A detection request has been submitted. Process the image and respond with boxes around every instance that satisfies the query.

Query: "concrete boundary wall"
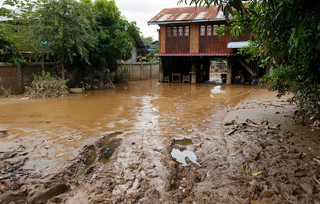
[0,62,160,94]
[119,62,159,81]
[0,62,54,94]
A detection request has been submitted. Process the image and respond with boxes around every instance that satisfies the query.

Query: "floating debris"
[314,158,320,164]
[171,149,200,166]
[252,170,265,176]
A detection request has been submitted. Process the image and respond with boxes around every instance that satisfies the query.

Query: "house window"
[167,27,171,37]
[185,26,189,36]
[213,25,218,35]
[173,27,177,37]
[200,25,205,36]
[178,26,183,37]
[207,25,212,36]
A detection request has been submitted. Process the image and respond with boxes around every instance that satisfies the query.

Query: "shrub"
[25,71,69,98]
[0,86,13,98]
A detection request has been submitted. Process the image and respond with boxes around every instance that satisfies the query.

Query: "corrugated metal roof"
[155,53,236,57]
[148,6,230,25]
[135,35,149,55]
[227,41,249,48]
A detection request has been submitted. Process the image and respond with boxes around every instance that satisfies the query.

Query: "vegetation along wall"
[0,62,160,94]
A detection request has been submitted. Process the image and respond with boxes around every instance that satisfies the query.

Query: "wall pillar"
[159,57,164,82]
[150,63,152,79]
[16,63,23,93]
[227,58,232,85]
[190,61,196,84]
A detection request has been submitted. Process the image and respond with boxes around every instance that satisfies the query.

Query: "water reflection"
[210,85,225,97]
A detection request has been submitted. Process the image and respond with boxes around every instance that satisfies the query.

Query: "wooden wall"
[160,21,249,54]
[190,23,200,53]
[159,25,166,53]
[165,24,190,53]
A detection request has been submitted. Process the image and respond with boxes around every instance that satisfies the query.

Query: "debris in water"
[171,149,200,166]
[223,120,235,126]
[314,158,320,164]
[252,170,265,176]
[226,127,238,136]
[313,176,320,185]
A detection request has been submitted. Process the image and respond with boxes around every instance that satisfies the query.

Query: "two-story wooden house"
[148,6,256,84]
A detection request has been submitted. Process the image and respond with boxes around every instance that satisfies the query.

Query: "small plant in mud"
[25,71,69,98]
[0,86,14,98]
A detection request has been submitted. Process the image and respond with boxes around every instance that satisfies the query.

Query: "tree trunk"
[61,44,65,80]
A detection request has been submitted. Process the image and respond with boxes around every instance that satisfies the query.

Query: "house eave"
[155,53,236,57]
[148,18,233,26]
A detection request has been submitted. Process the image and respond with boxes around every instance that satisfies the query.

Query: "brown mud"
[0,80,319,203]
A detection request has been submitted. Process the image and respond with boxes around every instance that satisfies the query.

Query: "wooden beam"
[227,58,232,84]
[159,25,166,53]
[237,58,253,75]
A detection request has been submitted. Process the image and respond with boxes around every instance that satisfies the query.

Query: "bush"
[25,71,69,98]
[0,86,13,98]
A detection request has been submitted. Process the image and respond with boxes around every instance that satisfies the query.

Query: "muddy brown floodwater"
[0,79,319,204]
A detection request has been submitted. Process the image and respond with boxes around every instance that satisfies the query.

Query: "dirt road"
[0,81,319,203]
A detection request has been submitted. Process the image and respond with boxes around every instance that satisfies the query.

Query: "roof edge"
[148,17,233,26]
[155,53,236,57]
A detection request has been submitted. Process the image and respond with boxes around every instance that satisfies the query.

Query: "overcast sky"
[115,0,190,40]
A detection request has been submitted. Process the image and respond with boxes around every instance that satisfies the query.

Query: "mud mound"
[161,121,320,203]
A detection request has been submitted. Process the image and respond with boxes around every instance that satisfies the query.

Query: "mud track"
[1,88,320,204]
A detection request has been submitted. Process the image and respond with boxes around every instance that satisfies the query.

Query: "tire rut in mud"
[0,131,124,203]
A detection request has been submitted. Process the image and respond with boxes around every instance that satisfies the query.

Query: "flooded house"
[148,6,261,84]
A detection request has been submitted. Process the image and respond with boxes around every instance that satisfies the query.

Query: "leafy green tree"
[0,29,22,62]
[179,0,320,117]
[29,0,97,79]
[1,0,37,61]
[3,0,139,88]
[81,0,140,88]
